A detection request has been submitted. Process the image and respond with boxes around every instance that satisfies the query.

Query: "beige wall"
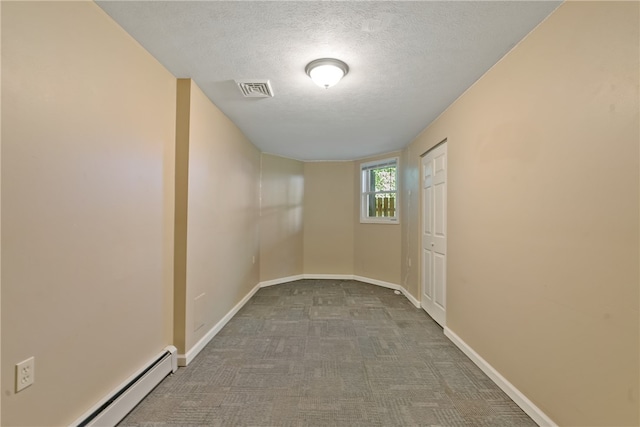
[303,162,354,274]
[173,79,191,353]
[402,2,639,425]
[1,2,176,425]
[3,1,636,425]
[353,153,402,284]
[267,153,403,285]
[1,2,4,422]
[399,149,420,293]
[179,80,261,353]
[260,154,304,282]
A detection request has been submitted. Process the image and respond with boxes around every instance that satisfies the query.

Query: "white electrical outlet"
[16,357,35,392]
[252,256,256,264]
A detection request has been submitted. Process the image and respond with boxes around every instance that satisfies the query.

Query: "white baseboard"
[177,283,261,367]
[352,275,398,290]
[303,274,353,281]
[353,275,421,309]
[72,346,177,427]
[444,327,556,427]
[259,274,421,309]
[259,274,304,287]
[399,287,421,308]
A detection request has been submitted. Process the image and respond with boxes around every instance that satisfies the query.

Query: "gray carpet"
[119,279,536,426]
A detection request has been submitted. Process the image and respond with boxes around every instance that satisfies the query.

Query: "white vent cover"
[235,80,274,98]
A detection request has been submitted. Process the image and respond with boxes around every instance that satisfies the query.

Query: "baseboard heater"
[73,345,178,427]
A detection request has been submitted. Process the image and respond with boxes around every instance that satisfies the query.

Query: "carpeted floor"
[119,279,536,426]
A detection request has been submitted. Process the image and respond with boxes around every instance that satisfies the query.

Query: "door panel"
[423,164,432,237]
[422,248,432,299]
[434,253,446,309]
[434,183,445,239]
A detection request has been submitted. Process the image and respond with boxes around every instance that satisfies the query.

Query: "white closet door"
[421,142,447,327]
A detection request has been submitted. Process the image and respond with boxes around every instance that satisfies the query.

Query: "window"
[360,157,398,223]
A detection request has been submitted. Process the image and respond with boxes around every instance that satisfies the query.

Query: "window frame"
[359,157,399,224]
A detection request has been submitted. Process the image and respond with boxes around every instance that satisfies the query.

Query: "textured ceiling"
[97,1,561,161]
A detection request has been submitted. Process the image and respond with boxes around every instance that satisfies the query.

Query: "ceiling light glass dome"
[305,58,349,89]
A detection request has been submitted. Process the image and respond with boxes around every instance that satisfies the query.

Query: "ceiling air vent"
[235,80,274,98]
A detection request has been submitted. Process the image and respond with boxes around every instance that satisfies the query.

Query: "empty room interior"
[1,1,639,426]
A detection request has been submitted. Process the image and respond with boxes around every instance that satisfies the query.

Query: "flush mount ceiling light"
[305,58,349,89]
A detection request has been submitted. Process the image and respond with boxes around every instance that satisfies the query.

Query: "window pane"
[368,170,376,192]
[372,167,396,192]
[368,193,376,217]
[367,192,396,218]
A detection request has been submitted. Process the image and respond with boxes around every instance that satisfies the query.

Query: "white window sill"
[360,218,400,225]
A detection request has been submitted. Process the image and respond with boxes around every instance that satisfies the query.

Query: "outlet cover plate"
[16,357,35,392]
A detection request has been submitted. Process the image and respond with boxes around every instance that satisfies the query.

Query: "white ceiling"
[97,1,561,161]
